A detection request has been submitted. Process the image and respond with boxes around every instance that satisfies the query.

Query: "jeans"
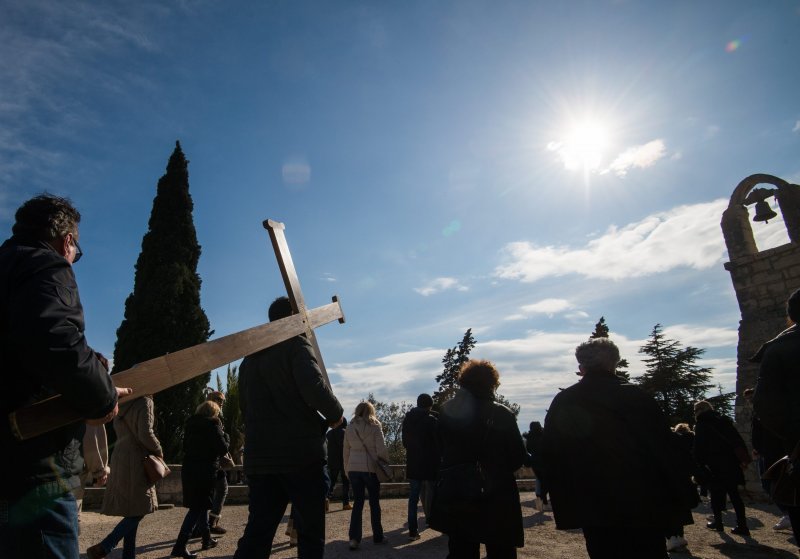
[0,489,79,559]
[348,471,383,543]
[99,515,143,559]
[211,470,228,517]
[233,463,327,559]
[327,466,350,504]
[407,479,432,533]
[178,508,209,539]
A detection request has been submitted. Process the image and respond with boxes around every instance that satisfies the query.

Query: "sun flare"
[550,117,614,173]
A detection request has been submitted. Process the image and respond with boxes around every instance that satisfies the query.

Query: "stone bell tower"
[721,174,800,434]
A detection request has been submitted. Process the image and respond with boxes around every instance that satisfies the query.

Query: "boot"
[170,532,198,559]
[201,532,219,550]
[209,513,227,535]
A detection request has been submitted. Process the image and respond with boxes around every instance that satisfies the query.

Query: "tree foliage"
[112,142,212,461]
[634,324,714,425]
[433,329,476,407]
[706,384,736,420]
[589,316,630,381]
[221,364,245,464]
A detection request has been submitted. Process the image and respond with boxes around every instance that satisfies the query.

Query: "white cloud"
[414,277,468,296]
[793,121,800,133]
[602,139,667,177]
[660,324,739,348]
[494,199,728,283]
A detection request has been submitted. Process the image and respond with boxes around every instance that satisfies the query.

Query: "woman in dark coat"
[524,421,548,507]
[693,400,750,536]
[434,359,527,559]
[170,400,229,558]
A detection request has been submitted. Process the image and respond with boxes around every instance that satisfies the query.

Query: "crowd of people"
[2,193,799,559]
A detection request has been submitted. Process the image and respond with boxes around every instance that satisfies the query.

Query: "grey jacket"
[239,335,342,474]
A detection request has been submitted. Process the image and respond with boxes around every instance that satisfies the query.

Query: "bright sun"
[552,117,613,173]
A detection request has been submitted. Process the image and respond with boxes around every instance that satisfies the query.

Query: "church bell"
[752,200,778,223]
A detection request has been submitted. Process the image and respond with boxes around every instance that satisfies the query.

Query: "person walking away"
[664,423,701,552]
[542,338,694,559]
[524,421,549,510]
[74,424,111,519]
[206,390,231,535]
[344,401,390,549]
[170,400,229,558]
[692,399,751,536]
[0,194,126,559]
[402,393,439,540]
[233,296,344,559]
[326,417,351,510]
[752,288,800,547]
[87,395,161,559]
[434,359,527,559]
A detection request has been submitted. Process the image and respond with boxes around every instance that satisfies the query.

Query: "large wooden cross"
[9,219,344,441]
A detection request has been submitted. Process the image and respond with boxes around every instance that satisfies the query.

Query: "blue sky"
[3,1,799,428]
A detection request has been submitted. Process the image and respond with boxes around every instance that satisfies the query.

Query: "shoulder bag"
[121,413,171,486]
[352,425,392,482]
[763,440,800,507]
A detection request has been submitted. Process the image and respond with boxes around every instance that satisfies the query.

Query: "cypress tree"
[113,141,212,460]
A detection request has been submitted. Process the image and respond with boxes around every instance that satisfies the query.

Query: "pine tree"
[112,141,211,461]
[367,393,412,464]
[706,384,736,420]
[635,324,714,425]
[433,329,476,407]
[589,317,630,381]
[222,364,244,464]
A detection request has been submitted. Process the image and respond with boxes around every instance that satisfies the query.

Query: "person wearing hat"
[752,287,800,546]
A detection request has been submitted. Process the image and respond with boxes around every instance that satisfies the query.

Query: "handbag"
[352,425,392,482]
[763,441,800,507]
[143,454,171,485]
[219,452,236,470]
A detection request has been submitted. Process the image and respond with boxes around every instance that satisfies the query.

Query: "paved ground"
[79,493,800,558]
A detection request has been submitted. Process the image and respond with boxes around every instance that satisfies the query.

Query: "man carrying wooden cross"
[233,296,344,559]
[0,194,130,559]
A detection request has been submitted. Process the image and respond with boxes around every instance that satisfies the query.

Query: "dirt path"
[78,494,799,558]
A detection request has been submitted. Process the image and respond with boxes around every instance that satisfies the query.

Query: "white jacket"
[343,417,390,474]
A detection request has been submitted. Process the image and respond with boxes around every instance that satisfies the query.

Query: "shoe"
[349,539,359,550]
[706,521,723,531]
[343,503,353,510]
[774,515,792,530]
[374,537,389,545]
[408,531,421,541]
[665,536,681,551]
[731,525,750,536]
[209,513,227,535]
[201,537,218,550]
[86,544,106,559]
[170,544,198,559]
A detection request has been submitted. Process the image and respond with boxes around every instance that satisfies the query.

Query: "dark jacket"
[181,414,228,509]
[542,373,694,530]
[752,324,800,454]
[326,421,346,471]
[402,406,440,480]
[239,335,343,474]
[0,235,117,499]
[436,389,526,547]
[693,410,747,486]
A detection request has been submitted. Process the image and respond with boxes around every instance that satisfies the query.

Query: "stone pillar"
[721,175,800,491]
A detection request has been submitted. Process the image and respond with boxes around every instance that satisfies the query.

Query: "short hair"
[574,338,620,375]
[457,359,500,399]
[13,194,81,242]
[693,400,714,415]
[353,401,379,425]
[196,400,221,418]
[417,393,433,408]
[207,391,225,405]
[788,288,800,323]
[268,296,293,322]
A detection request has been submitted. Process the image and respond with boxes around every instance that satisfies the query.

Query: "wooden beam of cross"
[9,219,344,441]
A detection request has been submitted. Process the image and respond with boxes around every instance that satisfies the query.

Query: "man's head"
[788,288,800,324]
[207,390,225,407]
[574,338,620,376]
[268,296,293,322]
[416,393,433,409]
[13,194,82,264]
[693,400,714,417]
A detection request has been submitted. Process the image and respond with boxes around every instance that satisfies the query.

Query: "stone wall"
[82,465,537,510]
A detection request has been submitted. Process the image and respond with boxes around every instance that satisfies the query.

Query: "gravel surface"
[79,493,799,558]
